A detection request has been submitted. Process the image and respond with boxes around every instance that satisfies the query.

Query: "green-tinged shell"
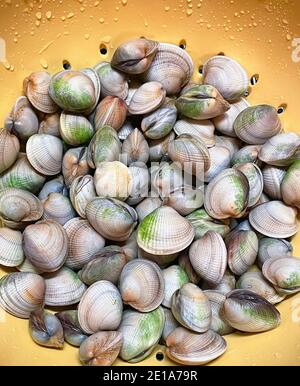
[186,208,231,239]
[118,307,165,363]
[262,165,286,200]
[38,175,68,200]
[233,162,263,207]
[0,127,20,174]
[80,67,101,114]
[176,84,230,120]
[204,168,249,220]
[141,102,177,139]
[127,81,166,115]
[41,192,76,226]
[162,308,180,343]
[79,331,123,366]
[94,96,127,131]
[62,147,90,187]
[137,206,194,255]
[174,119,215,148]
[0,272,45,318]
[0,154,45,194]
[222,289,281,332]
[202,269,236,295]
[70,175,97,218]
[166,327,227,365]
[189,231,227,285]
[178,251,200,284]
[87,125,121,168]
[94,61,128,99]
[171,283,212,333]
[0,227,24,267]
[149,131,175,162]
[231,145,262,166]
[86,197,137,241]
[249,200,298,238]
[49,70,96,113]
[234,105,282,144]
[136,198,162,223]
[204,290,235,335]
[281,160,300,208]
[121,128,149,165]
[29,309,64,349]
[162,265,189,308]
[60,112,94,146]
[56,310,88,347]
[257,238,292,269]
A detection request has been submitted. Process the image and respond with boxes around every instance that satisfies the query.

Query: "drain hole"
[198,65,204,74]
[179,39,187,49]
[217,51,225,56]
[62,60,71,70]
[99,43,108,55]
[250,74,259,86]
[277,103,287,114]
[156,352,164,361]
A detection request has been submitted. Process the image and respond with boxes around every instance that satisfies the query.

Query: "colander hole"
[179,39,187,49]
[198,65,204,74]
[277,103,287,114]
[217,51,225,56]
[250,74,259,86]
[62,60,71,70]
[243,87,251,97]
[156,352,164,361]
[100,43,108,55]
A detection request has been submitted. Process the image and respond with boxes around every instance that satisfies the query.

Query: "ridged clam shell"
[23,219,68,272]
[0,227,24,267]
[231,145,262,166]
[186,209,230,240]
[117,230,138,261]
[249,201,298,238]
[262,165,286,200]
[162,265,189,308]
[214,136,241,160]
[64,217,105,270]
[202,269,236,295]
[94,96,127,131]
[78,280,123,334]
[127,162,149,206]
[149,131,175,162]
[118,121,134,141]
[80,67,101,114]
[174,119,215,148]
[152,161,185,198]
[121,128,149,165]
[60,112,94,146]
[166,327,227,365]
[234,162,263,207]
[262,256,300,292]
[42,192,76,226]
[44,267,87,306]
[178,251,200,284]
[38,175,68,200]
[163,185,204,216]
[137,206,194,255]
[189,231,227,285]
[0,272,45,318]
[0,128,20,174]
[281,160,300,208]
[17,258,43,274]
[135,198,163,222]
[258,238,292,269]
[56,310,87,347]
[204,145,231,182]
[39,113,61,137]
[162,308,180,343]
[119,259,164,312]
[62,147,90,187]
[70,175,96,218]
[94,61,128,99]
[141,102,177,140]
[127,81,166,115]
[26,134,63,176]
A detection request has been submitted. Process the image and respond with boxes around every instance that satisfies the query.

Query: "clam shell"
[281,160,300,208]
[162,308,180,343]
[94,61,128,99]
[60,112,94,146]
[70,174,97,218]
[0,227,24,267]
[38,175,68,200]
[17,258,43,274]
[118,120,134,141]
[127,81,166,115]
[42,192,76,226]
[231,145,262,166]
[249,201,298,238]
[0,128,20,174]
[262,256,300,292]
[262,165,286,200]
[258,238,293,269]
[62,147,90,187]
[56,310,88,347]
[141,102,177,140]
[78,280,123,334]
[189,231,227,285]
[121,128,149,165]
[162,265,189,308]
[152,161,186,198]
[202,269,236,295]
[149,131,175,162]
[138,247,178,267]
[127,162,149,205]
[117,229,138,261]
[214,135,241,160]
[178,251,200,284]
[39,112,61,137]
[80,67,101,114]
[204,145,231,182]
[94,96,127,131]
[163,185,204,216]
[135,197,163,222]
[233,162,263,207]
[174,119,215,148]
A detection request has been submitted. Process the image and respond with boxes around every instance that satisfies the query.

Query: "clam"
[29,309,64,349]
[163,185,204,216]
[38,175,68,200]
[249,200,298,238]
[141,100,177,140]
[23,71,58,113]
[119,259,164,312]
[189,231,227,285]
[281,160,300,208]
[94,96,127,131]
[87,125,121,168]
[17,258,43,274]
[60,112,94,146]
[0,272,45,318]
[202,56,249,101]
[127,162,149,205]
[259,132,300,166]
[236,271,286,305]
[0,127,20,174]
[26,134,63,176]
[0,188,43,229]
[166,327,227,366]
[176,84,230,120]
[138,247,178,267]
[86,197,137,241]
[56,310,88,347]
[6,96,39,140]
[178,251,200,284]
[226,230,258,275]
[204,145,231,182]
[143,42,194,95]
[94,61,128,99]
[94,161,132,200]
[214,136,241,160]
[174,119,215,148]
[0,153,46,194]
[231,145,262,166]
[162,265,189,308]
[70,175,97,218]
[171,283,212,333]
[0,227,24,267]
[127,82,166,115]
[168,134,210,175]
[135,197,162,222]
[80,67,101,114]
[162,308,180,343]
[262,257,300,294]
[258,238,293,269]
[79,246,128,285]
[233,162,263,207]
[62,147,90,187]
[234,105,282,145]
[78,280,123,334]
[262,165,286,200]
[118,307,165,362]
[204,168,249,220]
[204,290,235,335]
[137,206,194,255]
[64,217,105,270]
[49,70,97,113]
[79,331,123,366]
[152,161,186,198]
[212,98,250,137]
[39,112,61,137]
[44,267,86,307]
[118,120,134,141]
[202,269,236,295]
[23,219,68,272]
[117,229,138,261]
[148,131,175,162]
[222,289,281,332]
[42,192,76,226]
[186,208,230,239]
[121,128,149,165]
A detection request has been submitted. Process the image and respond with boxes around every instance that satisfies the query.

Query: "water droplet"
[94,0,100,6]
[122,0,128,5]
[46,11,52,20]
[35,20,40,27]
[253,22,257,27]
[286,33,292,41]
[230,35,235,40]
[99,17,104,23]
[35,12,42,20]
[114,17,118,22]
[67,12,74,19]
[164,6,170,11]
[61,16,66,21]
[84,33,90,40]
[144,20,148,27]
[10,65,14,71]
[13,37,18,43]
[282,18,288,25]
[5,0,12,4]
[40,58,48,69]
[3,61,11,70]
[234,12,238,17]
[186,9,193,16]
[197,3,201,8]
[268,39,272,43]
[80,7,85,12]
[206,24,211,29]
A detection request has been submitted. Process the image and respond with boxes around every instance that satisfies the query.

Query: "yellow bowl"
[1,0,300,366]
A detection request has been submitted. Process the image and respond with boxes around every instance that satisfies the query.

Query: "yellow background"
[0,0,300,366]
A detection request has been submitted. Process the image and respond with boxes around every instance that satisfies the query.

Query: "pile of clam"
[1,37,300,366]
